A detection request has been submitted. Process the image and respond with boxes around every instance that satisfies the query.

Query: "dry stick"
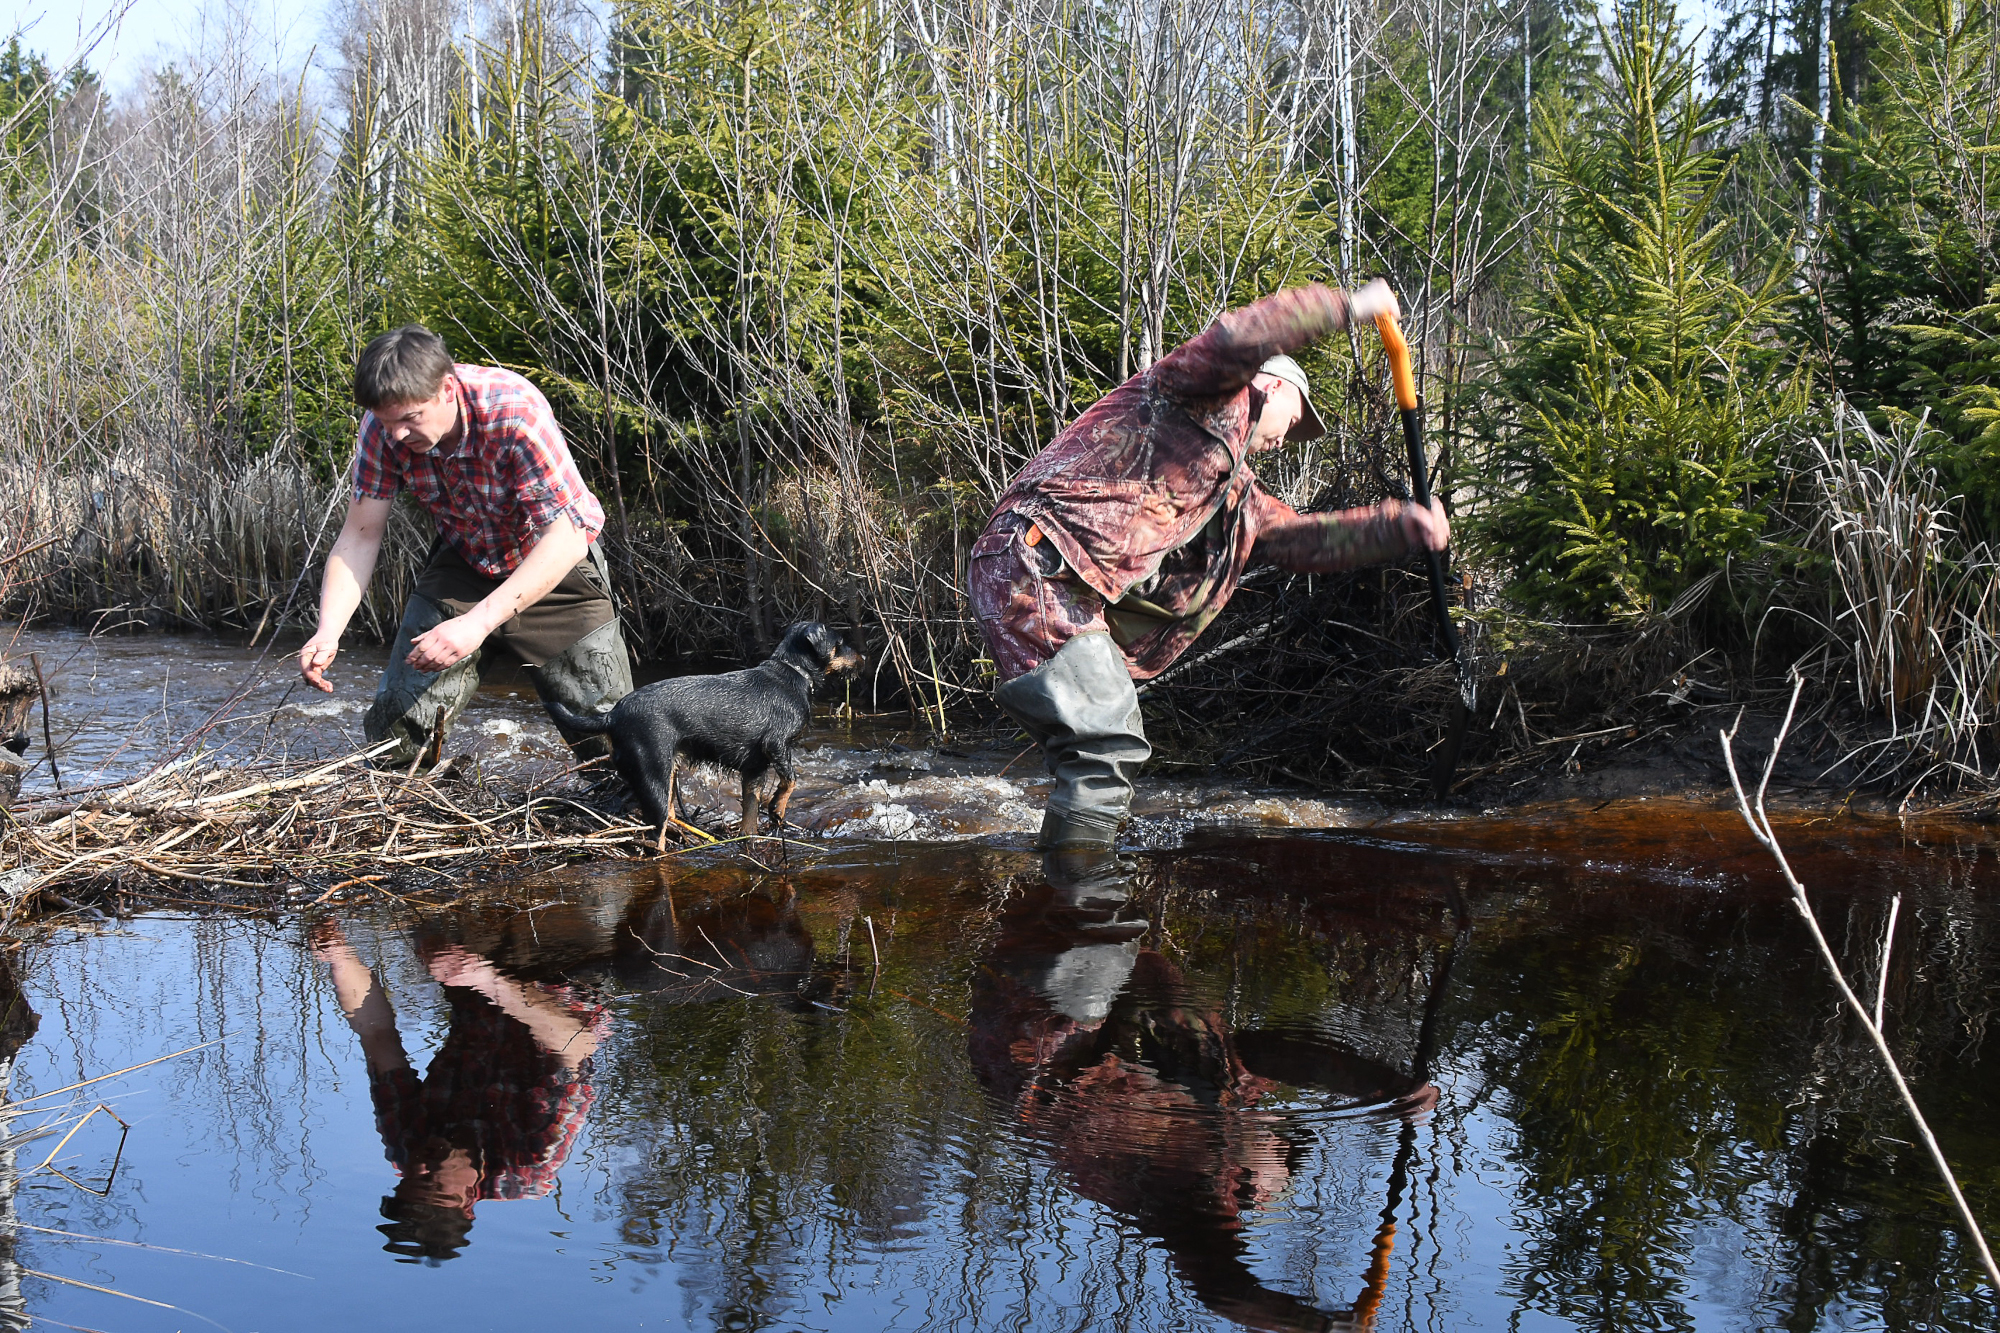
[7,1222,311,1277]
[129,859,268,890]
[20,1267,227,1324]
[10,1038,225,1107]
[1721,677,2000,1293]
[1874,892,1901,1033]
[864,914,881,996]
[28,652,60,791]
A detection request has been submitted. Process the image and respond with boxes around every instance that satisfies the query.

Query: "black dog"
[545,622,864,846]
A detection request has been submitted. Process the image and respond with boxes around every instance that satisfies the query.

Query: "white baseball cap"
[1257,354,1326,441]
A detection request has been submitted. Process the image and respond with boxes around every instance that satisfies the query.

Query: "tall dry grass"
[0,447,428,641]
[1805,403,2000,786]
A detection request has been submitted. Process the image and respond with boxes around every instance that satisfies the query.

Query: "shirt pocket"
[407,468,447,511]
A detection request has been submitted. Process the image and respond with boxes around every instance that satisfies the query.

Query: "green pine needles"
[1478,0,1805,623]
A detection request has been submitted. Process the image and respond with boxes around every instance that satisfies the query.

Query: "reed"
[1801,403,2000,788]
[0,444,428,641]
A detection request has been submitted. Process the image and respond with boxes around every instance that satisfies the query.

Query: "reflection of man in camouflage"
[969,281,1449,850]
[298,326,633,766]
[969,860,1435,1331]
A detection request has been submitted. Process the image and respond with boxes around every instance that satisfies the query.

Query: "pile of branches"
[1,743,660,915]
[1141,558,1779,796]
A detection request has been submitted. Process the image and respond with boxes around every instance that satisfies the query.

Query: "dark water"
[0,808,1995,1331]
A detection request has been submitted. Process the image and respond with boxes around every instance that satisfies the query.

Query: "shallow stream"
[0,628,1994,1331]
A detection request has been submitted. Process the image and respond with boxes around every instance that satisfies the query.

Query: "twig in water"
[10,1038,226,1106]
[1721,674,2000,1293]
[32,1102,130,1195]
[996,744,1036,778]
[312,875,386,904]
[1873,892,1901,1033]
[864,914,881,995]
[3,1223,311,1277]
[19,1266,232,1330]
[29,652,60,791]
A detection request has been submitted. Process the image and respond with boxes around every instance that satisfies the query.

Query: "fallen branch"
[1722,674,2000,1294]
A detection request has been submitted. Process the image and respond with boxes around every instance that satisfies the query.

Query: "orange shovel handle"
[1374,311,1419,412]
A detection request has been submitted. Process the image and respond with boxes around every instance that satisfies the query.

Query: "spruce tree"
[1478,0,1804,621]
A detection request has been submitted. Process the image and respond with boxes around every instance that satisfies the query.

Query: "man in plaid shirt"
[299,325,633,765]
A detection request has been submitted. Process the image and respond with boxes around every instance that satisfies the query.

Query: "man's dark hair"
[354,326,455,410]
[378,1194,476,1265]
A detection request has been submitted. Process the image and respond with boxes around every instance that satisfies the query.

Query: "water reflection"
[5,817,1996,1331]
[0,956,38,1331]
[445,869,821,1007]
[971,851,1443,1332]
[313,922,607,1263]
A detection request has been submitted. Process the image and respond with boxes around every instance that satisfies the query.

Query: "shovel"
[1374,310,1474,799]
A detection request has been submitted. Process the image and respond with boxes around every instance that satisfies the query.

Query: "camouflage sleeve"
[1247,485,1414,573]
[1152,284,1353,402]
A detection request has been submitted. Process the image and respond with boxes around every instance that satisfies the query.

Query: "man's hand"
[300,631,342,692]
[406,614,491,674]
[424,943,497,989]
[1400,497,1451,552]
[302,496,391,693]
[1350,278,1401,324]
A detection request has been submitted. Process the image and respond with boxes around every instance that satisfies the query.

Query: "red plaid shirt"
[353,365,605,578]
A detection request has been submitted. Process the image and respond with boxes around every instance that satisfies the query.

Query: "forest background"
[2,0,1999,796]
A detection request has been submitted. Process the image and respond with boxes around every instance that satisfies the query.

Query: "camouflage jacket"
[986,284,1416,679]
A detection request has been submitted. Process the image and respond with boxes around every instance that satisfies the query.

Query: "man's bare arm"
[300,496,393,692]
[402,514,590,673]
[310,922,413,1077]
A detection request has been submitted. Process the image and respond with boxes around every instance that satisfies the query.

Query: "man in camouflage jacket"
[969,280,1450,850]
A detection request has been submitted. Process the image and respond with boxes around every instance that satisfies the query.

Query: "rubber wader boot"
[364,591,635,769]
[363,593,487,769]
[532,616,635,760]
[991,631,1150,850]
[1041,849,1147,942]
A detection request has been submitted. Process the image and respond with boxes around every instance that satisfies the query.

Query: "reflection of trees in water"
[0,956,39,1331]
[1454,837,1999,1330]
[14,822,1985,1329]
[26,919,342,1244]
[574,870,989,1324]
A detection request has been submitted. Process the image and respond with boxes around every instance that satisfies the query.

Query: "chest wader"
[995,467,1244,851]
[363,541,635,769]
[992,631,1151,850]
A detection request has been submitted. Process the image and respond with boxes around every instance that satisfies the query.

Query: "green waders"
[363,541,635,768]
[991,631,1151,850]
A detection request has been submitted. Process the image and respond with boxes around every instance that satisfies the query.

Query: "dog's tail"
[543,698,614,735]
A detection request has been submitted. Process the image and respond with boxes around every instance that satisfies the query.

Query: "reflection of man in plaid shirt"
[312,922,608,1264]
[299,327,633,766]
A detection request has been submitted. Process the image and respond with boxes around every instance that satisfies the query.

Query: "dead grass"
[0,741,668,914]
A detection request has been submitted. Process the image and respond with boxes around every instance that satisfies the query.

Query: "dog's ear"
[798,621,837,666]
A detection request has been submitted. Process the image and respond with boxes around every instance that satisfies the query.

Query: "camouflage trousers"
[970,513,1150,849]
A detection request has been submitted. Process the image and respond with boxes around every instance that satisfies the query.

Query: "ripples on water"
[0,628,1995,1331]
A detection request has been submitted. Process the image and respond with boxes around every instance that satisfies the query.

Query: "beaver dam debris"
[0,741,677,914]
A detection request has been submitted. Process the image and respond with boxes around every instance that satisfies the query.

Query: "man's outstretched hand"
[1349,278,1402,325]
[406,615,490,673]
[300,633,341,692]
